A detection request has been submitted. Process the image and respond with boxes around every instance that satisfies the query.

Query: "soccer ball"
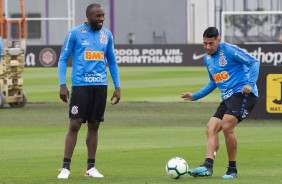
[166,157,188,179]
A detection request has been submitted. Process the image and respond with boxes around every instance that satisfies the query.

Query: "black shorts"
[69,85,107,123]
[213,92,258,122]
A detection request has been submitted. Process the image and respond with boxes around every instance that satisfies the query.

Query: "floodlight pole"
[110,0,115,37]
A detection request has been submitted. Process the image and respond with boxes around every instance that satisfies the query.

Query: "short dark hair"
[86,3,101,16]
[203,27,219,39]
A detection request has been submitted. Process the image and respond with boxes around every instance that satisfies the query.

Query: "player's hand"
[59,84,69,103]
[181,92,194,101]
[111,88,121,105]
[241,85,252,94]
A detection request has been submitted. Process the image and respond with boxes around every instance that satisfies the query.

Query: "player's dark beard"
[90,21,102,31]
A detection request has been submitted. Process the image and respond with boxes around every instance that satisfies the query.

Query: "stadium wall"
[24,44,282,120]
[25,44,282,67]
[251,66,282,120]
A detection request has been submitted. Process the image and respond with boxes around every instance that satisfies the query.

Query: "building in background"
[3,0,282,45]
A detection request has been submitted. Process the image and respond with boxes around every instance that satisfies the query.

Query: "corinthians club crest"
[100,34,107,44]
[71,106,78,115]
[99,30,107,44]
[219,56,227,66]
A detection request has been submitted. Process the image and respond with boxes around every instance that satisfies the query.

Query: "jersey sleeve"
[248,60,260,88]
[192,74,217,101]
[192,64,217,101]
[58,31,75,85]
[106,32,120,88]
[229,45,260,88]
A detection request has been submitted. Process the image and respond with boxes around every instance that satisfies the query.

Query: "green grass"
[0,67,282,183]
[22,67,221,103]
[0,103,282,184]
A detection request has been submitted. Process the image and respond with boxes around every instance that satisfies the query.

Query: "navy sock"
[228,161,237,173]
[87,159,95,170]
[203,158,214,169]
[229,161,236,168]
[62,158,71,170]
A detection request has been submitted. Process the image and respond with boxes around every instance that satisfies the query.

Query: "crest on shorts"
[219,56,227,66]
[241,110,249,119]
[71,106,78,115]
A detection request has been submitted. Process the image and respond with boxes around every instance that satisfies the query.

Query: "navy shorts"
[69,85,107,123]
[213,92,258,122]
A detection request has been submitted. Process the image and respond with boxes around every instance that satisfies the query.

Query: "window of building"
[11,13,41,39]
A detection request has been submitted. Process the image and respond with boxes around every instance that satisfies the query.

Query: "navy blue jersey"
[193,42,260,101]
[58,23,120,88]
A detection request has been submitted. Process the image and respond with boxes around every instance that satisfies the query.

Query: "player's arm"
[230,45,260,93]
[192,80,217,100]
[181,81,216,101]
[243,55,260,94]
[182,67,217,101]
[106,32,121,105]
[181,92,194,101]
[58,31,75,103]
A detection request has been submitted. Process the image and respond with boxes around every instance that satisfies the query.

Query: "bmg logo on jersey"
[84,73,102,83]
[266,74,282,113]
[212,71,230,83]
[84,51,104,61]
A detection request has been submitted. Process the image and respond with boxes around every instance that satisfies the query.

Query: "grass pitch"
[0,67,282,184]
[22,67,221,103]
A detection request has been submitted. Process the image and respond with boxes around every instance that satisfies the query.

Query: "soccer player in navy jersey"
[181,27,259,179]
[57,3,120,179]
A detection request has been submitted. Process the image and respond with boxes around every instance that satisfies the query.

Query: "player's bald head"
[86,3,102,16]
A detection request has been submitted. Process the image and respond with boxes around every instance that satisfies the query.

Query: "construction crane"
[0,0,27,108]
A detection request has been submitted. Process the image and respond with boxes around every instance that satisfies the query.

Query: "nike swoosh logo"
[192,53,205,60]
